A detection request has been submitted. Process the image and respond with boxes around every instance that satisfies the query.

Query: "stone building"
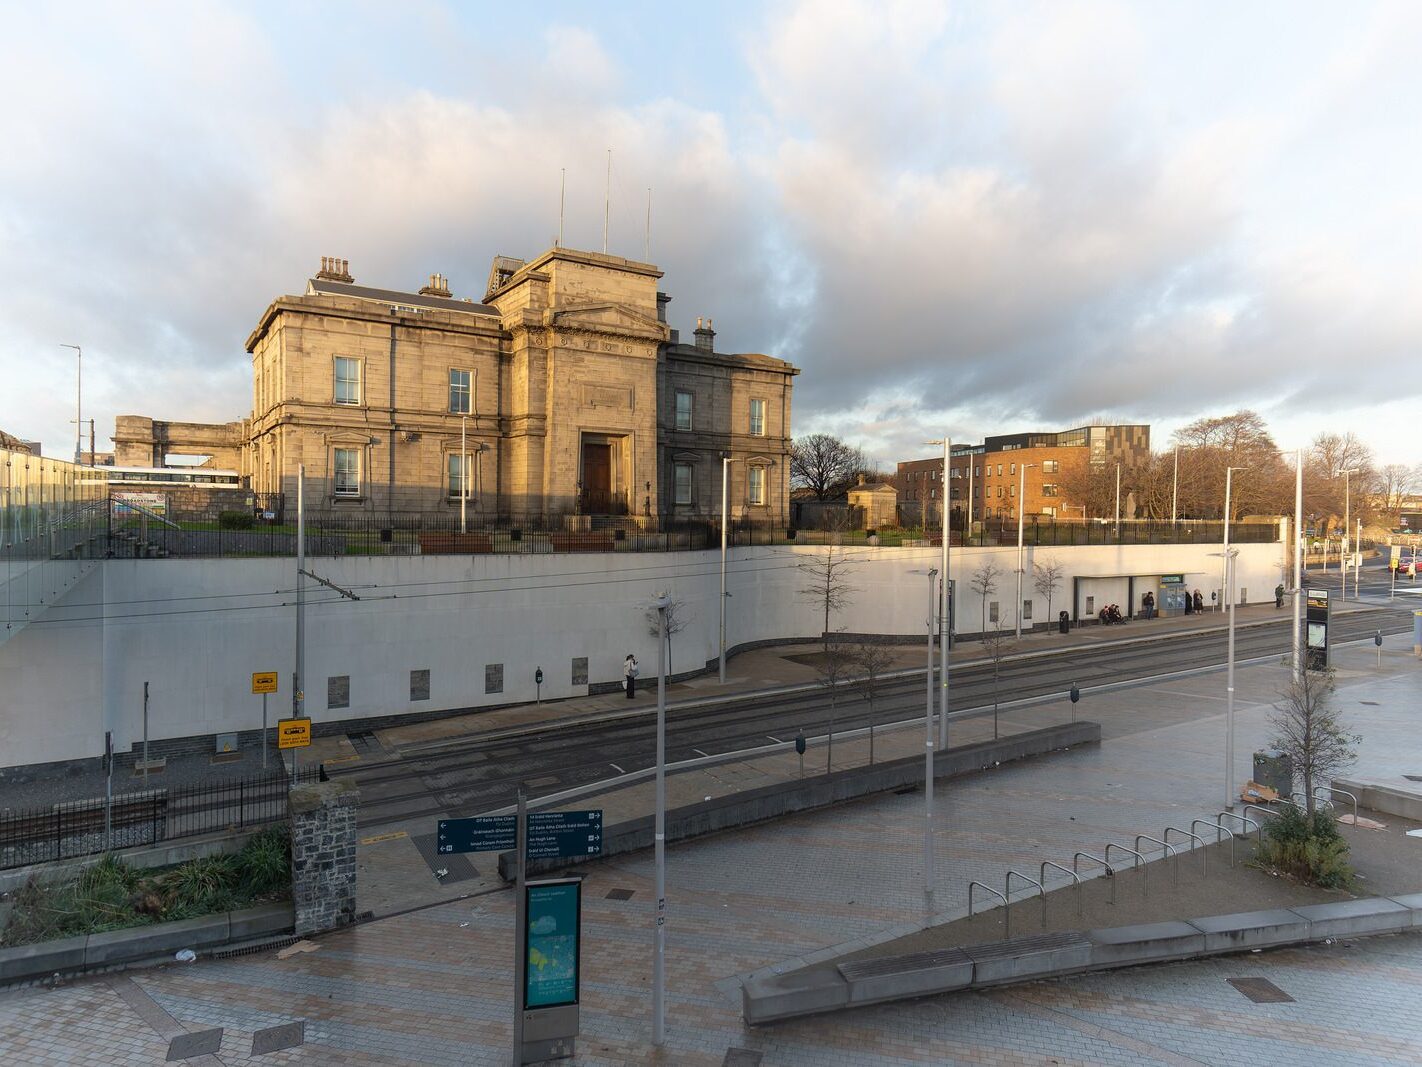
[896,424,1151,525]
[117,247,798,526]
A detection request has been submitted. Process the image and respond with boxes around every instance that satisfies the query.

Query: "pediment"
[548,302,668,338]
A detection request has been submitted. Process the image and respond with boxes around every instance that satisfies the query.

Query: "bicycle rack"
[1041,860,1083,918]
[1220,810,1263,840]
[1240,806,1275,836]
[969,881,1009,939]
[1329,787,1359,824]
[1191,817,1236,867]
[1135,834,1179,885]
[1073,852,1116,905]
[1103,842,1146,897]
[1005,870,1045,937]
[1164,826,1207,876]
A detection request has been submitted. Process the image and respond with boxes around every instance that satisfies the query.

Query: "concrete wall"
[0,539,1282,768]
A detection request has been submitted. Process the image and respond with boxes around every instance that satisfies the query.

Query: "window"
[674,462,693,505]
[974,466,980,477]
[749,398,766,436]
[1042,506,1057,517]
[1042,460,1059,474]
[485,663,503,694]
[571,657,589,686]
[327,675,350,710]
[1010,463,1016,475]
[997,463,1004,476]
[447,453,469,498]
[748,465,766,505]
[989,601,1000,623]
[1009,484,1015,497]
[449,369,471,413]
[997,485,1004,498]
[675,391,693,431]
[410,669,430,701]
[1042,483,1059,497]
[334,357,360,405]
[1023,600,1033,621]
[334,448,360,497]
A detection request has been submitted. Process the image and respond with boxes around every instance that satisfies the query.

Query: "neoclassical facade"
[120,247,798,526]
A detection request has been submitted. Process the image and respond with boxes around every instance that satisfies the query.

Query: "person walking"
[1274,582,1285,609]
[624,653,639,699]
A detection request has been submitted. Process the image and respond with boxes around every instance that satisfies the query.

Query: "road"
[330,602,1413,830]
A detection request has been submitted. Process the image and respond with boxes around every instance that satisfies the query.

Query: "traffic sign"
[438,815,516,854]
[527,810,603,859]
[251,671,278,694]
[277,717,311,749]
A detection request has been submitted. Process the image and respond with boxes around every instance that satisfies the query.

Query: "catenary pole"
[939,437,950,748]
[1293,449,1304,679]
[653,592,670,1045]
[1171,446,1179,523]
[923,568,937,907]
[719,456,731,684]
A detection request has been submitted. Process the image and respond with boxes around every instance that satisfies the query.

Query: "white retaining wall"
[0,540,1283,767]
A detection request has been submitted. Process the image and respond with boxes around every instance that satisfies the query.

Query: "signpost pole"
[262,693,268,770]
[653,595,668,1047]
[142,681,150,783]
[513,789,527,1065]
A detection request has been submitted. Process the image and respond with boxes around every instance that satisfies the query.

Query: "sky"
[2,0,1419,467]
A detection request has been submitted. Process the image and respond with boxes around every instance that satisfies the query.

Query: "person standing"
[1193,589,1204,614]
[1274,582,1285,608]
[1184,589,1193,615]
[624,654,639,699]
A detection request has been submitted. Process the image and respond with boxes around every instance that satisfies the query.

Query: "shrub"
[218,510,255,530]
[160,855,238,913]
[233,825,290,896]
[1253,803,1355,890]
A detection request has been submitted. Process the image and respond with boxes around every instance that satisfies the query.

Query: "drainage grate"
[347,730,383,756]
[209,935,299,960]
[723,1050,763,1067]
[605,888,636,901]
[252,1021,305,1055]
[166,1028,224,1061]
[410,832,478,883]
[1228,977,1294,1003]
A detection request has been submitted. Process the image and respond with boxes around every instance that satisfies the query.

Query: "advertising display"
[1305,588,1330,670]
[523,879,582,1010]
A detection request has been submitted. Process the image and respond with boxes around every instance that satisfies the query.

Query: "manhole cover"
[605,887,636,901]
[1227,977,1294,1003]
[252,1021,305,1055]
[167,1028,224,1060]
[723,1049,764,1067]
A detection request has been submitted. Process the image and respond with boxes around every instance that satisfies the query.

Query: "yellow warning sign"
[251,671,279,694]
[277,717,312,749]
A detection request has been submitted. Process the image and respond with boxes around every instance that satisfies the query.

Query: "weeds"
[1251,803,1356,890]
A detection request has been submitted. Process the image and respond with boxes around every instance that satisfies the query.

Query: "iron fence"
[733,519,1280,548]
[0,764,321,870]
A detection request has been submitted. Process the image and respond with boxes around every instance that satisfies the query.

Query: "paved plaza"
[1,632,1419,1065]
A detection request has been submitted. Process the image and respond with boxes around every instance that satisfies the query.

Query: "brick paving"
[1,632,1419,1064]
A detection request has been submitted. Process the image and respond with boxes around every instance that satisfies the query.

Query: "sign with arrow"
[438,809,603,859]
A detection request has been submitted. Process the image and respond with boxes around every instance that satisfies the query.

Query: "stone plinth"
[289,779,360,936]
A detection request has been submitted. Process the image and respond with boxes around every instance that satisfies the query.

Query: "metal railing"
[1040,861,1083,918]
[1290,788,1358,824]
[0,764,319,870]
[968,881,1009,938]
[1073,851,1117,904]
[1164,826,1207,875]
[1134,834,1179,885]
[1191,818,1237,867]
[1004,870,1045,937]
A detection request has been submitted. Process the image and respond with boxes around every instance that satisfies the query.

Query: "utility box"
[1253,750,1292,797]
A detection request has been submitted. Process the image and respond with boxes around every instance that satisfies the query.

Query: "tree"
[798,546,857,653]
[1171,410,1292,519]
[970,561,1000,637]
[1268,669,1360,817]
[851,640,896,764]
[1374,463,1415,512]
[791,433,868,501]
[1032,555,1064,622]
[814,639,855,773]
[981,616,1016,739]
[644,596,690,674]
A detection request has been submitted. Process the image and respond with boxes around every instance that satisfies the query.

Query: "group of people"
[1181,588,1207,614]
[1097,603,1127,625]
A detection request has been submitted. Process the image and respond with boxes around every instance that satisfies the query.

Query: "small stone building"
[847,478,898,529]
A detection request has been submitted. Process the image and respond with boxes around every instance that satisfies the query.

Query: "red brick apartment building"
[895,424,1150,526]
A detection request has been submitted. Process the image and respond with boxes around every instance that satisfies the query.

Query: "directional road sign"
[436,810,604,858]
[438,815,516,854]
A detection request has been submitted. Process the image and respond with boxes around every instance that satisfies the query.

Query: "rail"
[1329,786,1359,824]
[1219,809,1263,840]
[1073,851,1116,904]
[1040,860,1083,918]
[1104,841,1144,871]
[1134,834,1179,885]
[1191,818,1237,867]
[968,881,1009,939]
[1164,826,1207,875]
[1240,806,1276,836]
[1005,870,1045,937]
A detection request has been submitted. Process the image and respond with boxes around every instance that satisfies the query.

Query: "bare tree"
[1268,669,1360,817]
[970,561,1001,638]
[981,616,1016,739]
[1375,463,1415,511]
[814,639,855,773]
[851,639,896,764]
[1032,555,1064,622]
[798,546,858,653]
[791,433,868,501]
[644,596,690,674]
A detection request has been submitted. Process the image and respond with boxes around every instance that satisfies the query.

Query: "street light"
[910,568,938,907]
[61,344,82,464]
[1335,467,1359,604]
[1015,463,1038,638]
[1292,449,1304,679]
[719,455,737,684]
[1210,547,1240,809]
[1114,462,1121,533]
[1222,467,1248,613]
[652,591,671,1045]
[927,437,951,749]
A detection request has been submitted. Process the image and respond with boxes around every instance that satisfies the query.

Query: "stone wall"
[288,779,359,936]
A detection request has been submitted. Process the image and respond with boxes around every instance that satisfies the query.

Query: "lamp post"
[965,457,974,545]
[459,416,468,534]
[1222,467,1247,613]
[927,438,951,748]
[1335,467,1358,604]
[1293,449,1304,679]
[1212,547,1240,809]
[719,455,736,684]
[652,591,670,1045]
[912,568,938,908]
[62,344,82,464]
[1015,463,1037,638]
[1114,462,1121,535]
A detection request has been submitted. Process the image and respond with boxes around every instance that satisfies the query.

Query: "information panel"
[1305,588,1330,671]
[523,879,582,1009]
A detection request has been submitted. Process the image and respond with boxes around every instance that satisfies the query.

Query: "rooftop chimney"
[316,256,354,283]
[693,316,715,352]
[418,273,452,298]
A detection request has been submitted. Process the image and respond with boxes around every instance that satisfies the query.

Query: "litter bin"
[1253,749,1292,797]
[1058,610,1070,635]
